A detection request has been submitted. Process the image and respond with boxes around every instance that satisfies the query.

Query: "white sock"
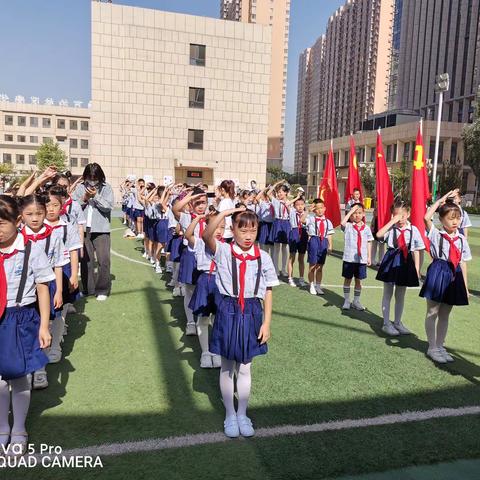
[183,284,195,325]
[220,358,236,419]
[436,303,453,348]
[196,316,210,354]
[393,286,407,326]
[10,375,31,440]
[273,243,281,273]
[354,288,361,301]
[425,300,440,349]
[343,286,350,301]
[50,316,64,352]
[281,244,288,272]
[0,379,10,445]
[173,263,180,286]
[382,283,394,325]
[236,362,252,418]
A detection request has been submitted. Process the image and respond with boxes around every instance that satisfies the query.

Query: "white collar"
[24,225,46,235]
[352,221,365,227]
[395,221,411,230]
[439,229,460,238]
[45,218,67,227]
[0,233,25,254]
[232,243,256,257]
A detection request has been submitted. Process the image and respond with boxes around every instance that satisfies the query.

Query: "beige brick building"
[0,99,90,176]
[306,118,476,203]
[220,0,290,170]
[91,2,272,193]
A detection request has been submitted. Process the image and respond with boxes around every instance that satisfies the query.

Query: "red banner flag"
[318,142,342,227]
[375,131,394,229]
[344,135,364,203]
[411,123,431,249]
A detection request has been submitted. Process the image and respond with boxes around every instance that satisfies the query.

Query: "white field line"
[32,406,480,460]
[110,249,151,267]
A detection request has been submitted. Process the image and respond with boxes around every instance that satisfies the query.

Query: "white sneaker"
[237,415,255,437]
[33,372,48,390]
[309,284,317,295]
[288,278,296,287]
[186,323,197,336]
[427,348,447,364]
[382,323,400,336]
[298,278,307,287]
[224,415,240,438]
[315,285,324,295]
[96,295,108,301]
[150,257,156,265]
[48,348,62,364]
[172,287,182,296]
[200,352,213,368]
[342,300,351,310]
[155,264,163,274]
[351,300,365,311]
[211,354,222,368]
[394,322,412,335]
[179,286,185,297]
[137,233,144,239]
[166,265,173,273]
[142,251,148,258]
[438,346,454,362]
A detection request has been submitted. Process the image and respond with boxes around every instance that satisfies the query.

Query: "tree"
[462,86,480,203]
[360,165,375,197]
[36,139,67,172]
[266,167,289,182]
[437,159,463,197]
[391,159,412,202]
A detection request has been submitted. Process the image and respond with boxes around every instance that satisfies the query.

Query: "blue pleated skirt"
[376,248,419,287]
[209,296,267,364]
[155,219,169,244]
[269,219,291,244]
[63,262,81,304]
[178,248,199,285]
[168,235,184,262]
[258,221,273,245]
[188,272,222,316]
[420,259,469,306]
[0,304,49,380]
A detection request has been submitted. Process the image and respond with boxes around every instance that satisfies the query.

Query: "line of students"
[123,177,473,440]
[0,173,87,457]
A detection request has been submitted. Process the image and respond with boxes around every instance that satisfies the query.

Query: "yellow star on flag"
[414,145,424,170]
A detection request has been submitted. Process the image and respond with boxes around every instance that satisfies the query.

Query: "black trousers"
[81,231,111,296]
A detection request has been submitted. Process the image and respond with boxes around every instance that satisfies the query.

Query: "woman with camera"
[72,163,114,301]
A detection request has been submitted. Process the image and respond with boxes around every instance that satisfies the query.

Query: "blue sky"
[0,0,344,171]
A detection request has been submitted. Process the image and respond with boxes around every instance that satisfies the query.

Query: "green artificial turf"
[4,219,479,479]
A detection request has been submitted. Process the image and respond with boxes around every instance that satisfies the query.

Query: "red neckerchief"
[0,237,28,317]
[396,227,408,259]
[280,201,288,219]
[297,212,303,235]
[60,197,73,216]
[230,243,261,312]
[441,234,461,273]
[353,223,366,257]
[209,238,225,278]
[269,203,274,217]
[315,216,326,239]
[21,224,53,243]
[191,213,206,237]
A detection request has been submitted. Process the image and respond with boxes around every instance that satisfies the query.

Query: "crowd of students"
[120,177,473,438]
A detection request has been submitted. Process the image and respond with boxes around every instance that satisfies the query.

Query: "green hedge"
[464,206,480,215]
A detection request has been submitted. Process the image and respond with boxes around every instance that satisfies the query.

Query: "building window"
[70,157,78,167]
[188,129,203,149]
[43,137,53,143]
[5,115,13,126]
[312,155,318,172]
[57,119,65,129]
[70,120,78,130]
[403,142,410,160]
[450,141,458,162]
[29,155,37,165]
[189,44,206,66]
[16,154,25,165]
[80,157,89,167]
[70,138,78,149]
[42,117,51,128]
[3,153,12,164]
[4,134,13,141]
[189,87,205,108]
[18,116,26,127]
[30,136,38,143]
[80,120,89,131]
[29,117,39,127]
[80,139,89,149]
[17,135,26,143]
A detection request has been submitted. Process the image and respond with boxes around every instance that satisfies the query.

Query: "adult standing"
[216,180,236,242]
[72,163,114,301]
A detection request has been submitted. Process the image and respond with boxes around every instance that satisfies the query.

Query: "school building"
[91,2,272,195]
[306,115,476,204]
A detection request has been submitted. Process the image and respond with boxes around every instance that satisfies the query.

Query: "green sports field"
[4,220,480,479]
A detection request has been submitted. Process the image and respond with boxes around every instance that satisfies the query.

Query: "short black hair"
[0,195,20,223]
[82,163,106,184]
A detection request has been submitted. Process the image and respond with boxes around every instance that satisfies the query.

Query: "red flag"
[318,142,341,227]
[375,131,394,229]
[344,135,364,203]
[411,123,431,249]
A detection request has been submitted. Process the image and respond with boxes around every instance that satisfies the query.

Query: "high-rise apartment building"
[221,0,290,170]
[294,0,394,173]
[395,0,480,123]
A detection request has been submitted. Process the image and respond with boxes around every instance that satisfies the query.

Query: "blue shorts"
[307,236,328,265]
[288,228,308,255]
[342,261,367,280]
